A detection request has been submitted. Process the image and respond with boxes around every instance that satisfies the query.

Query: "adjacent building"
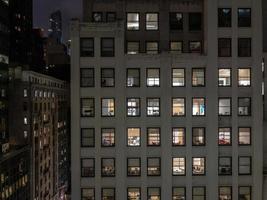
[71,0,263,199]
[9,69,70,200]
[49,10,62,44]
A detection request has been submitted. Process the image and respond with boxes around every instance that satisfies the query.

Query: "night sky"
[33,0,82,42]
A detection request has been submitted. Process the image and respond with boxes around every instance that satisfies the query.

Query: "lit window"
[218,128,231,145]
[80,38,94,57]
[81,158,95,177]
[147,128,160,146]
[192,187,205,200]
[147,188,161,200]
[101,128,115,147]
[192,68,205,86]
[172,157,186,175]
[192,157,205,175]
[147,98,160,116]
[173,187,186,200]
[23,89,28,97]
[169,13,183,30]
[127,128,141,147]
[101,38,114,57]
[127,68,140,87]
[146,42,159,54]
[127,158,141,176]
[146,13,158,30]
[127,98,140,116]
[81,98,94,117]
[170,41,183,53]
[81,188,94,200]
[101,68,115,87]
[238,69,251,86]
[127,42,139,54]
[101,98,115,117]
[238,8,251,27]
[238,157,251,175]
[238,97,251,116]
[24,117,28,125]
[101,158,115,177]
[127,188,141,200]
[189,41,201,53]
[102,188,115,200]
[238,127,251,145]
[219,186,232,200]
[172,69,185,86]
[92,12,102,22]
[80,68,94,87]
[127,13,139,30]
[147,157,161,176]
[172,128,185,146]
[218,69,231,86]
[218,38,231,57]
[239,187,251,200]
[218,8,231,27]
[192,98,205,116]
[189,13,202,31]
[192,128,205,146]
[23,131,28,138]
[81,128,95,147]
[147,68,160,87]
[238,38,251,57]
[172,98,185,116]
[219,157,232,175]
[219,98,231,116]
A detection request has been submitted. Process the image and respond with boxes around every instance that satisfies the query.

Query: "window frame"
[81,158,95,177]
[81,128,95,147]
[106,12,116,22]
[238,97,251,116]
[192,68,205,87]
[218,127,232,146]
[238,38,251,57]
[238,127,251,146]
[189,12,202,31]
[146,41,159,54]
[189,41,202,53]
[192,186,206,200]
[218,38,232,57]
[192,157,206,176]
[146,68,160,87]
[101,188,116,200]
[218,68,231,87]
[92,12,103,22]
[147,187,161,200]
[192,97,206,116]
[127,127,141,147]
[147,127,161,147]
[172,127,186,146]
[238,8,251,27]
[101,68,115,87]
[219,186,232,200]
[145,12,159,31]
[169,12,183,30]
[147,157,161,176]
[218,97,232,116]
[126,12,140,31]
[81,188,95,200]
[80,98,95,117]
[101,37,115,57]
[101,98,115,117]
[172,157,186,176]
[127,97,141,117]
[80,38,94,57]
[101,157,116,177]
[127,157,141,177]
[126,41,140,54]
[172,68,185,87]
[127,187,141,200]
[172,187,186,200]
[218,8,232,27]
[170,41,183,53]
[172,97,186,117]
[238,186,251,200]
[192,127,206,146]
[238,156,252,175]
[238,68,251,87]
[126,68,140,87]
[101,128,115,147]
[147,98,160,117]
[218,156,232,176]
[80,68,95,88]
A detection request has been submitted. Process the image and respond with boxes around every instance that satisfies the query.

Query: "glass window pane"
[239,127,251,145]
[170,13,183,30]
[218,128,231,145]
[147,69,160,87]
[147,158,161,176]
[192,98,205,116]
[101,68,115,87]
[81,128,94,147]
[102,98,115,116]
[102,158,115,176]
[238,69,251,86]
[219,69,231,86]
[192,128,205,145]
[127,98,140,116]
[81,98,94,117]
[146,13,158,30]
[192,157,205,175]
[172,128,185,146]
[147,128,160,146]
[173,157,185,175]
[127,42,139,54]
[147,98,160,116]
[146,42,159,54]
[127,13,139,30]
[127,128,141,146]
[172,69,185,86]
[128,188,141,200]
[192,69,205,86]
[219,98,231,116]
[102,128,115,147]
[127,68,140,87]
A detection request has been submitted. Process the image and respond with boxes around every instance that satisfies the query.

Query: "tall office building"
[9,69,69,200]
[49,10,62,44]
[71,0,263,199]
[0,0,9,156]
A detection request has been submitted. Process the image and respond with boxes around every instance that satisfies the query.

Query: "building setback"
[71,0,263,199]
[9,69,69,200]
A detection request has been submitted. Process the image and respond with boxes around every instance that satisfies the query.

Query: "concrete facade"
[71,0,263,199]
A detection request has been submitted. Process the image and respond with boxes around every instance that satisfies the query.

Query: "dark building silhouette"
[49,10,62,44]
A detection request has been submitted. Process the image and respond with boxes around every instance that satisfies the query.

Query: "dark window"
[107,12,116,22]
[81,188,95,200]
[101,38,114,57]
[170,41,183,53]
[169,13,183,30]
[147,188,161,199]
[192,187,205,200]
[127,42,140,54]
[92,12,102,22]
[238,38,251,57]
[238,127,251,145]
[101,128,115,147]
[147,157,161,176]
[127,158,141,176]
[218,157,232,175]
[239,187,251,200]
[81,98,94,117]
[80,38,94,57]
[101,68,115,87]
[81,158,95,177]
[173,187,186,200]
[127,68,140,87]
[101,158,115,177]
[80,68,94,87]
[238,8,251,27]
[238,97,251,116]
[218,8,231,27]
[192,68,205,86]
[102,188,115,200]
[81,128,95,147]
[218,38,231,57]
[239,156,251,175]
[192,128,205,146]
[189,13,202,31]
[146,42,159,54]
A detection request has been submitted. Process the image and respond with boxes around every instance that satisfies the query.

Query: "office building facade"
[71,0,263,199]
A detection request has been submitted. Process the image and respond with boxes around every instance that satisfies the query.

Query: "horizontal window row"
[218,38,251,57]
[81,127,251,148]
[80,68,251,87]
[80,97,252,117]
[82,186,251,200]
[81,156,251,178]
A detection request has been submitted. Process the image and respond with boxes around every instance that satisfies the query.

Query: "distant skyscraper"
[49,10,62,44]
